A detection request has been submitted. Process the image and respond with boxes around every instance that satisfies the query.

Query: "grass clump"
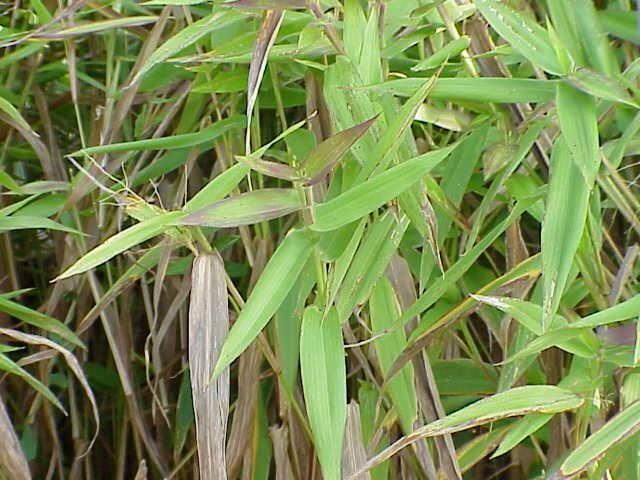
[0,0,639,479]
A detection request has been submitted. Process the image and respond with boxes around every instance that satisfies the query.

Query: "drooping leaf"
[0,215,82,235]
[354,386,582,475]
[0,352,65,414]
[0,296,83,348]
[0,96,31,133]
[57,211,185,280]
[0,328,100,454]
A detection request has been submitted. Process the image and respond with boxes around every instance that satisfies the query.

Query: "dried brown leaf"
[0,328,100,456]
[341,402,370,480]
[0,396,31,480]
[246,10,285,153]
[189,253,230,480]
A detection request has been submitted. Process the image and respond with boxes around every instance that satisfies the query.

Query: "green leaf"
[412,36,470,71]
[132,10,234,84]
[492,414,553,458]
[0,96,31,133]
[0,353,66,413]
[0,42,46,70]
[180,188,303,228]
[357,78,436,180]
[213,229,316,378]
[0,171,20,192]
[465,121,544,252]
[70,115,244,156]
[356,386,583,474]
[336,213,408,323]
[173,372,194,453]
[192,68,248,94]
[541,136,590,328]
[370,277,417,432]
[377,78,559,104]
[494,295,640,361]
[432,359,497,396]
[300,306,346,480]
[184,163,250,212]
[573,0,618,76]
[574,294,640,329]
[556,82,601,186]
[599,8,640,44]
[326,219,366,306]
[474,0,562,75]
[472,296,599,359]
[57,211,185,280]
[78,246,164,334]
[0,296,83,348]
[311,146,454,232]
[275,261,316,392]
[560,401,640,478]
[388,255,541,386]
[397,202,530,327]
[0,215,82,235]
[42,16,157,38]
[565,68,636,107]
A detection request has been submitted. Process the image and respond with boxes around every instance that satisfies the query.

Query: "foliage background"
[0,0,639,479]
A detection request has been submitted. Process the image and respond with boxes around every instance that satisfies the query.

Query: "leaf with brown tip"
[302,115,379,185]
[237,155,301,181]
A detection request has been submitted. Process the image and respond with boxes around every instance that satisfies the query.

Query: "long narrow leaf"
[300,306,346,480]
[212,228,315,378]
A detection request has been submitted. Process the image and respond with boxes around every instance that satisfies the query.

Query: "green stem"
[191,226,213,255]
